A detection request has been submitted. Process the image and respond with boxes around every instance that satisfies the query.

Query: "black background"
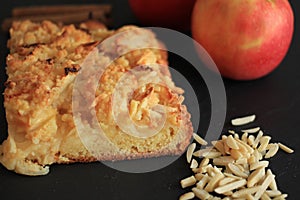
[0,0,299,199]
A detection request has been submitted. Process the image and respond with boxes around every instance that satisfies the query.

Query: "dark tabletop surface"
[0,0,299,199]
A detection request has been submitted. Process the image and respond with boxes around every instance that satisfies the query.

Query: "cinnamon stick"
[2,5,112,32]
[12,4,111,17]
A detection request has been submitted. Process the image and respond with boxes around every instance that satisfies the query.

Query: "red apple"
[129,0,196,31]
[191,0,294,80]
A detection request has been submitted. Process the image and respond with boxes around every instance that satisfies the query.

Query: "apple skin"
[129,0,196,31]
[191,0,294,80]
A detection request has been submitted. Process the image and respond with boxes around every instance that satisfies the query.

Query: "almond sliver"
[192,187,211,199]
[205,173,225,192]
[186,143,196,163]
[228,163,248,178]
[180,176,196,188]
[278,142,294,153]
[242,127,260,133]
[214,179,247,194]
[232,186,260,198]
[231,115,256,126]
[190,159,198,169]
[254,174,275,199]
[179,192,195,200]
[247,167,265,187]
[265,143,279,158]
[226,135,239,149]
[250,161,269,171]
[193,133,208,146]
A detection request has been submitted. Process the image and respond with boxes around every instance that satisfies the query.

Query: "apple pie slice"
[0,20,193,175]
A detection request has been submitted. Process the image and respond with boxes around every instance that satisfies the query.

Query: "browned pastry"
[0,20,193,175]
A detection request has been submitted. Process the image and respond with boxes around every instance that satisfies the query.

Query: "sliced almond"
[243,163,250,172]
[226,135,239,149]
[254,174,275,199]
[248,155,258,165]
[236,163,246,172]
[231,115,256,126]
[247,167,265,187]
[242,127,260,133]
[180,176,196,188]
[261,192,272,200]
[227,163,248,178]
[190,159,198,169]
[223,141,231,155]
[267,169,278,191]
[253,130,264,149]
[196,174,210,189]
[221,135,228,140]
[265,190,282,197]
[193,133,208,146]
[200,164,213,173]
[179,192,195,200]
[192,187,211,199]
[205,173,225,192]
[258,136,271,152]
[273,194,288,200]
[278,142,294,153]
[253,149,263,161]
[235,157,248,165]
[213,166,223,175]
[213,156,234,166]
[242,132,248,143]
[235,138,254,154]
[207,166,217,177]
[193,148,214,157]
[265,143,279,158]
[195,173,204,181]
[186,143,196,163]
[230,149,244,160]
[214,179,247,194]
[199,157,210,168]
[192,167,201,173]
[232,186,260,198]
[245,194,255,200]
[218,177,236,186]
[203,151,222,159]
[223,172,243,180]
[250,161,269,171]
[248,135,255,146]
[212,140,226,155]
[234,133,240,139]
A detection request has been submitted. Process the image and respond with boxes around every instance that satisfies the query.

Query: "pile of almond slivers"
[180,115,294,200]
